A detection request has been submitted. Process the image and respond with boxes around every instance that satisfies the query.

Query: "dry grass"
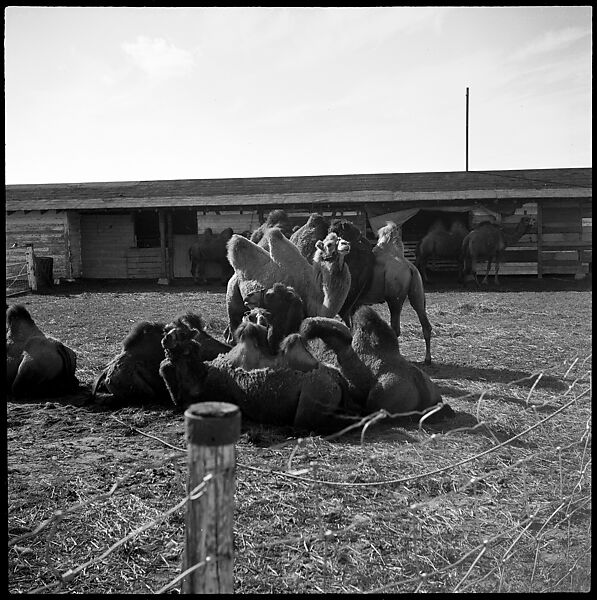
[7,278,592,593]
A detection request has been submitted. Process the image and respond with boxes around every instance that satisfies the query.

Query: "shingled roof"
[5,167,591,211]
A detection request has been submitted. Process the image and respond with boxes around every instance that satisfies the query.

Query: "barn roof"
[5,167,592,212]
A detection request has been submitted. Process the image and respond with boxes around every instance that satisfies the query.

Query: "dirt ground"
[6,275,592,593]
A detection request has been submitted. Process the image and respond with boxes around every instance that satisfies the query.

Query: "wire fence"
[7,355,592,594]
[6,245,32,296]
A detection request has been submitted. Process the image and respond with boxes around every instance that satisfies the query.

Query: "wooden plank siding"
[5,211,68,280]
[5,168,591,282]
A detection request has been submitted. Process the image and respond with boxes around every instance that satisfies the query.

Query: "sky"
[4,6,592,184]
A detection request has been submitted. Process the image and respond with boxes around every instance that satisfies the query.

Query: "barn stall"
[5,168,591,287]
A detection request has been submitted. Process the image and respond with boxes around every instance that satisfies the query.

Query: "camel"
[159,313,356,432]
[461,216,532,285]
[250,209,294,245]
[328,218,376,325]
[301,306,452,419]
[188,227,234,285]
[289,213,331,263]
[415,219,469,283]
[93,313,230,405]
[242,283,306,353]
[330,220,433,364]
[224,228,351,343]
[6,304,79,398]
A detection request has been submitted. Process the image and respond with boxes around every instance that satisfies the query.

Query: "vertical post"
[158,209,170,285]
[26,245,37,292]
[166,211,174,281]
[465,87,469,172]
[183,402,241,594]
[536,202,543,279]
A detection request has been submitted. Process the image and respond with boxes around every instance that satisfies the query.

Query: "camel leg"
[386,296,406,353]
[407,272,433,365]
[482,258,492,285]
[494,259,500,285]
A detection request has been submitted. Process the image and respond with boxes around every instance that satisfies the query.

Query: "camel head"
[315,232,351,262]
[123,321,166,354]
[376,221,402,249]
[161,319,200,356]
[243,306,271,329]
[233,319,270,352]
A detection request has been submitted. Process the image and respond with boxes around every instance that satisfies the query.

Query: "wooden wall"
[539,198,592,277]
[5,211,69,280]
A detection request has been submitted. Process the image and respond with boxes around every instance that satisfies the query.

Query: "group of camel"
[6,209,532,432]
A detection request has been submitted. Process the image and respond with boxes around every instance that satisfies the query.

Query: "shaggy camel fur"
[328,218,376,325]
[461,216,532,285]
[242,283,305,353]
[290,213,331,263]
[94,313,230,405]
[250,209,294,245]
[224,228,351,342]
[301,306,452,419]
[188,227,234,285]
[415,220,469,283]
[6,304,78,398]
[159,315,355,431]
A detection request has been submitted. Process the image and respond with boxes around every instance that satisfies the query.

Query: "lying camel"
[301,306,452,419]
[159,314,355,432]
[6,304,79,399]
[93,313,230,405]
[224,228,351,343]
[242,283,306,353]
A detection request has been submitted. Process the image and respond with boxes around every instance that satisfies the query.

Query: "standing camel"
[415,219,469,283]
[329,220,433,364]
[188,227,234,285]
[461,216,532,285]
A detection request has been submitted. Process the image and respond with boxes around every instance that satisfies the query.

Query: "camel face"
[315,232,350,261]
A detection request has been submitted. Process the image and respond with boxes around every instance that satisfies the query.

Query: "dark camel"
[415,219,469,283]
[188,227,234,285]
[330,220,433,364]
[6,304,78,398]
[461,216,532,285]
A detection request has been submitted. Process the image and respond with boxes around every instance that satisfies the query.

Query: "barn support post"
[183,402,240,594]
[536,202,543,279]
[26,245,37,293]
[157,209,170,285]
[166,211,175,281]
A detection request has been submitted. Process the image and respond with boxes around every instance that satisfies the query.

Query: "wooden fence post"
[183,402,241,594]
[25,245,37,293]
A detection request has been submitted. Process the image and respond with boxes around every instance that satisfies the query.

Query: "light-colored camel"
[301,306,452,418]
[289,213,330,263]
[415,220,469,283]
[351,221,433,364]
[6,304,78,398]
[224,228,351,342]
[461,216,532,285]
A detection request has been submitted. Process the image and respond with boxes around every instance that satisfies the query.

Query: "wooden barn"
[5,167,592,285]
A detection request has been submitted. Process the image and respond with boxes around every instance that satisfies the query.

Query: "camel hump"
[227,233,273,273]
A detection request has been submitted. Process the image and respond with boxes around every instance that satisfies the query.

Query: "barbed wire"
[8,355,591,594]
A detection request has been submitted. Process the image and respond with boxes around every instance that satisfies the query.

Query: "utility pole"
[465,87,469,171]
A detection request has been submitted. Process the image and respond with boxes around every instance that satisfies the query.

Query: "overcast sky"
[4,6,592,184]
